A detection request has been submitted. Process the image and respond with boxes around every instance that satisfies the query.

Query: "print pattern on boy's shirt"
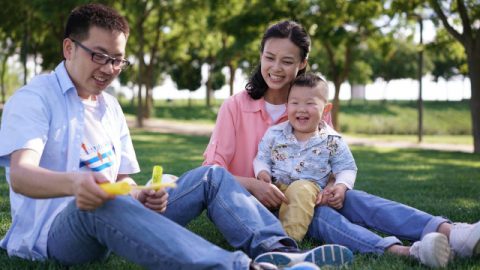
[79,98,117,182]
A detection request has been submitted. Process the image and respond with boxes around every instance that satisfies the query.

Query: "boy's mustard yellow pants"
[277,180,320,242]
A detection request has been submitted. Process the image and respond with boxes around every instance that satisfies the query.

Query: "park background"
[0,0,479,269]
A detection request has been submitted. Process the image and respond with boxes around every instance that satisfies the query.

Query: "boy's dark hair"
[246,20,311,100]
[290,72,329,102]
[64,3,129,41]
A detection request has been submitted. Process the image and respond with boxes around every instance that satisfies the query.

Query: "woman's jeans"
[306,190,448,254]
[47,165,294,269]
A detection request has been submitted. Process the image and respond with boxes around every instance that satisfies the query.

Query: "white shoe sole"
[254,244,353,267]
[420,233,451,268]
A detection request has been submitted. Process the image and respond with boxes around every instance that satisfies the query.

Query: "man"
[0,4,353,270]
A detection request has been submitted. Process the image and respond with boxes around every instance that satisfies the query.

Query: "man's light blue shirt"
[0,62,140,260]
[254,121,357,189]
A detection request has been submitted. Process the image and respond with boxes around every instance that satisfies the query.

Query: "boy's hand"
[257,170,272,183]
[316,187,332,205]
[327,184,348,209]
[316,176,335,205]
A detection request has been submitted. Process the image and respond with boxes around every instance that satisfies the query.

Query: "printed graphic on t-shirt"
[79,97,117,182]
[79,142,115,172]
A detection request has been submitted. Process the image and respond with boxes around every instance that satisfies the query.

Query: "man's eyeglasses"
[70,38,130,70]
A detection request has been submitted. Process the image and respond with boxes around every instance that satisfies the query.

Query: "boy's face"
[287,84,331,139]
[63,26,127,99]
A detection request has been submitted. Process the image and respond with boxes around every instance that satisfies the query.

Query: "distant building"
[351,84,366,100]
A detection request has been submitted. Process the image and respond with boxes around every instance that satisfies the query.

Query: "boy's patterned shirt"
[255,121,357,188]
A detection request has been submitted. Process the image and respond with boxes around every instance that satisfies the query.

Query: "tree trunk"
[21,26,29,85]
[466,44,480,153]
[136,55,144,127]
[228,63,235,96]
[1,55,7,104]
[136,82,144,128]
[144,84,153,119]
[135,13,146,128]
[332,81,341,131]
[206,64,213,107]
[417,17,424,143]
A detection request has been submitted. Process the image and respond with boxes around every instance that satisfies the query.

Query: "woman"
[203,20,480,268]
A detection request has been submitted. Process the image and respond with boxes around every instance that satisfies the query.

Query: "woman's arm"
[203,100,237,168]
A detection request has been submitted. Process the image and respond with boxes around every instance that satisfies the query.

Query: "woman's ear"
[299,59,308,70]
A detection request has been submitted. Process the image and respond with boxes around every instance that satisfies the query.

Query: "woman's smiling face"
[260,38,307,94]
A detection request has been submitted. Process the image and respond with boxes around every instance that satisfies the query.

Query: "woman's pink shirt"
[203,90,332,178]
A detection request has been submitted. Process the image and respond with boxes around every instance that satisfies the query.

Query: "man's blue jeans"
[47,166,294,269]
[306,190,448,254]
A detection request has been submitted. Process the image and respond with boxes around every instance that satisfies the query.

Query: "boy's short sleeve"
[329,136,357,189]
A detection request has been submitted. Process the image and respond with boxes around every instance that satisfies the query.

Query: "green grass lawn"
[0,130,479,269]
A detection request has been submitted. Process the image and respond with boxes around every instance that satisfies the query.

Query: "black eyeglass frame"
[70,38,130,70]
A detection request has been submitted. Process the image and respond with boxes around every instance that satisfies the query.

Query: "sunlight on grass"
[453,198,480,209]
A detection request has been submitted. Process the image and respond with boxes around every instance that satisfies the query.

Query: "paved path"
[126,116,474,153]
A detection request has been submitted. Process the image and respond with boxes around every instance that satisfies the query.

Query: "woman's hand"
[257,171,272,183]
[249,180,288,209]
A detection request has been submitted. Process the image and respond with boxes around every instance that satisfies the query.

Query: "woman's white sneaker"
[449,221,480,258]
[409,232,451,268]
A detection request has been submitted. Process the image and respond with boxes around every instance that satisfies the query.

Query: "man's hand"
[257,170,272,183]
[137,188,169,213]
[327,184,348,209]
[72,172,112,211]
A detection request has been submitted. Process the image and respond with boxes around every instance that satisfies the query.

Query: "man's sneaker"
[449,221,480,258]
[254,244,353,268]
[409,232,451,268]
[250,262,279,270]
[284,262,321,270]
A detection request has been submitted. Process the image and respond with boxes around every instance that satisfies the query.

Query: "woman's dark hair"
[246,20,311,100]
[64,3,130,41]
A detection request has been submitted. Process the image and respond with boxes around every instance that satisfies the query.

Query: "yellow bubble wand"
[99,165,176,195]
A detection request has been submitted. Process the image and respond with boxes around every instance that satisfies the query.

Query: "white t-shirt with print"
[80,98,117,182]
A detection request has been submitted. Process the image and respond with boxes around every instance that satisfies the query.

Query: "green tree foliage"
[394,0,480,152]
[426,29,468,81]
[366,34,432,83]
[170,54,202,106]
[3,0,477,151]
[301,1,387,130]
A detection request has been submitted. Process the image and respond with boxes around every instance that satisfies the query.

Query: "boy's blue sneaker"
[254,244,353,268]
